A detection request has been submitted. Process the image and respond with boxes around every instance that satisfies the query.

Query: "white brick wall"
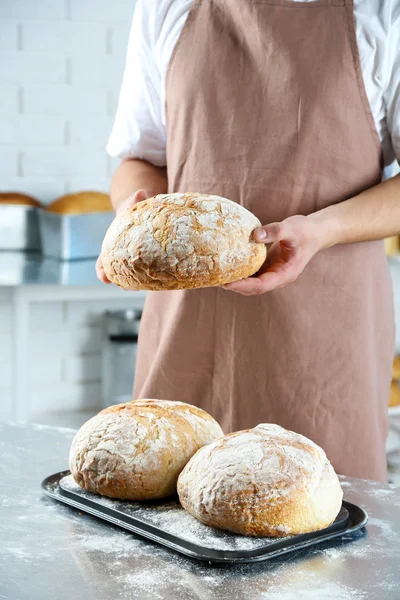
[23,21,108,54]
[0,0,135,204]
[0,21,18,50]
[0,1,66,20]
[0,150,18,176]
[22,148,107,177]
[69,0,134,22]
[23,85,109,117]
[0,86,19,114]
[0,116,65,145]
[25,297,143,419]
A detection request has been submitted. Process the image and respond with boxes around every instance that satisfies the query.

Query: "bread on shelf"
[384,236,400,256]
[0,192,42,207]
[46,191,112,215]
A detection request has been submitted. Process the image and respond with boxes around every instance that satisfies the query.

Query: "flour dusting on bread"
[101,193,266,290]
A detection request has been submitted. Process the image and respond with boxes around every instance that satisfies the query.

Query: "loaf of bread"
[177,424,343,537]
[0,192,41,207]
[384,236,400,256]
[101,193,267,291]
[47,191,112,214]
[69,399,223,500]
[390,382,400,407]
[392,356,400,381]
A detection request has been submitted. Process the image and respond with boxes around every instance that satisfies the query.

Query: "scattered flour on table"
[60,475,274,551]
[367,517,397,541]
[322,548,345,560]
[74,531,144,556]
[259,582,368,600]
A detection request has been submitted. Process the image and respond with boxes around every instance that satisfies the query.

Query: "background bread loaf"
[47,191,112,214]
[177,424,343,536]
[0,192,41,207]
[101,193,267,291]
[69,399,223,500]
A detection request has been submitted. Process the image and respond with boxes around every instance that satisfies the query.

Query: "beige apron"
[134,0,394,481]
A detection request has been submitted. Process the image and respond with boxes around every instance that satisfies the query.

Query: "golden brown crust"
[0,192,42,207]
[47,191,112,214]
[69,399,224,500]
[177,424,343,537]
[101,193,267,291]
[392,356,400,380]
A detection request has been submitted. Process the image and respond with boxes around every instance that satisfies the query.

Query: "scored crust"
[69,399,223,500]
[101,193,267,290]
[177,424,343,537]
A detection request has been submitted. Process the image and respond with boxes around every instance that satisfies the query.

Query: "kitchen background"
[0,0,399,478]
[0,0,144,427]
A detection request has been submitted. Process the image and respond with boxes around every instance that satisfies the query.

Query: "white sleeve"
[384,3,400,165]
[106,0,167,167]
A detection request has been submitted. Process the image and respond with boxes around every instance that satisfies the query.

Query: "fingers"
[95,255,111,284]
[253,221,294,244]
[223,265,300,295]
[133,188,149,203]
[117,189,149,214]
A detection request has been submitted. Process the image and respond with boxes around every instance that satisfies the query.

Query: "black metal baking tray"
[42,471,368,564]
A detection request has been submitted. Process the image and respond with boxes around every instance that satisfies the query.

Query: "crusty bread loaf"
[69,399,223,500]
[101,193,267,291]
[0,192,41,207]
[47,191,112,214]
[177,424,343,537]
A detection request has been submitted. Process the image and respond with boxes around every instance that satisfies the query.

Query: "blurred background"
[0,0,144,428]
[0,0,399,480]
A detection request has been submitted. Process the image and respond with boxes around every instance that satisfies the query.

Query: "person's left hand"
[223,215,325,295]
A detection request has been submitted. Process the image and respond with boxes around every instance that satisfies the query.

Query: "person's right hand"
[96,189,149,284]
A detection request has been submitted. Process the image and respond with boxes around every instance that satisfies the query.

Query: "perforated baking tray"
[42,471,368,564]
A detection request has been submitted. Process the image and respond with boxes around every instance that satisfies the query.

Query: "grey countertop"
[1,422,399,600]
[0,252,100,286]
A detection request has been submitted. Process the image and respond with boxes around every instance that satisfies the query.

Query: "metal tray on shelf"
[38,210,114,260]
[42,471,368,565]
[0,205,41,251]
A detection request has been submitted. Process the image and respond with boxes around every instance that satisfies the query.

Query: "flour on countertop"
[60,475,272,551]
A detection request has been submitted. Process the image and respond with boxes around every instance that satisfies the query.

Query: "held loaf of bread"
[177,424,343,536]
[101,192,267,290]
[69,399,223,500]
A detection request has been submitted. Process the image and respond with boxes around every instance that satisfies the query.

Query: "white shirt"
[107,0,400,171]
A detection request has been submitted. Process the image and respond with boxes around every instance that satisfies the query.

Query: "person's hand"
[96,189,148,284]
[223,215,325,295]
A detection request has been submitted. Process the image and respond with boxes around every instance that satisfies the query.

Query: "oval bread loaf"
[101,193,267,291]
[177,424,343,537]
[69,399,223,500]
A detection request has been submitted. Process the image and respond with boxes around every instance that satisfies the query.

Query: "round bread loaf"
[101,192,267,291]
[69,399,223,500]
[177,424,343,536]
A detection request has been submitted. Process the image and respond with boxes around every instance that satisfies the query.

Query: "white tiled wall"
[25,297,142,419]
[0,0,135,203]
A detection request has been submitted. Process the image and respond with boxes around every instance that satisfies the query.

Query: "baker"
[98,0,400,483]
